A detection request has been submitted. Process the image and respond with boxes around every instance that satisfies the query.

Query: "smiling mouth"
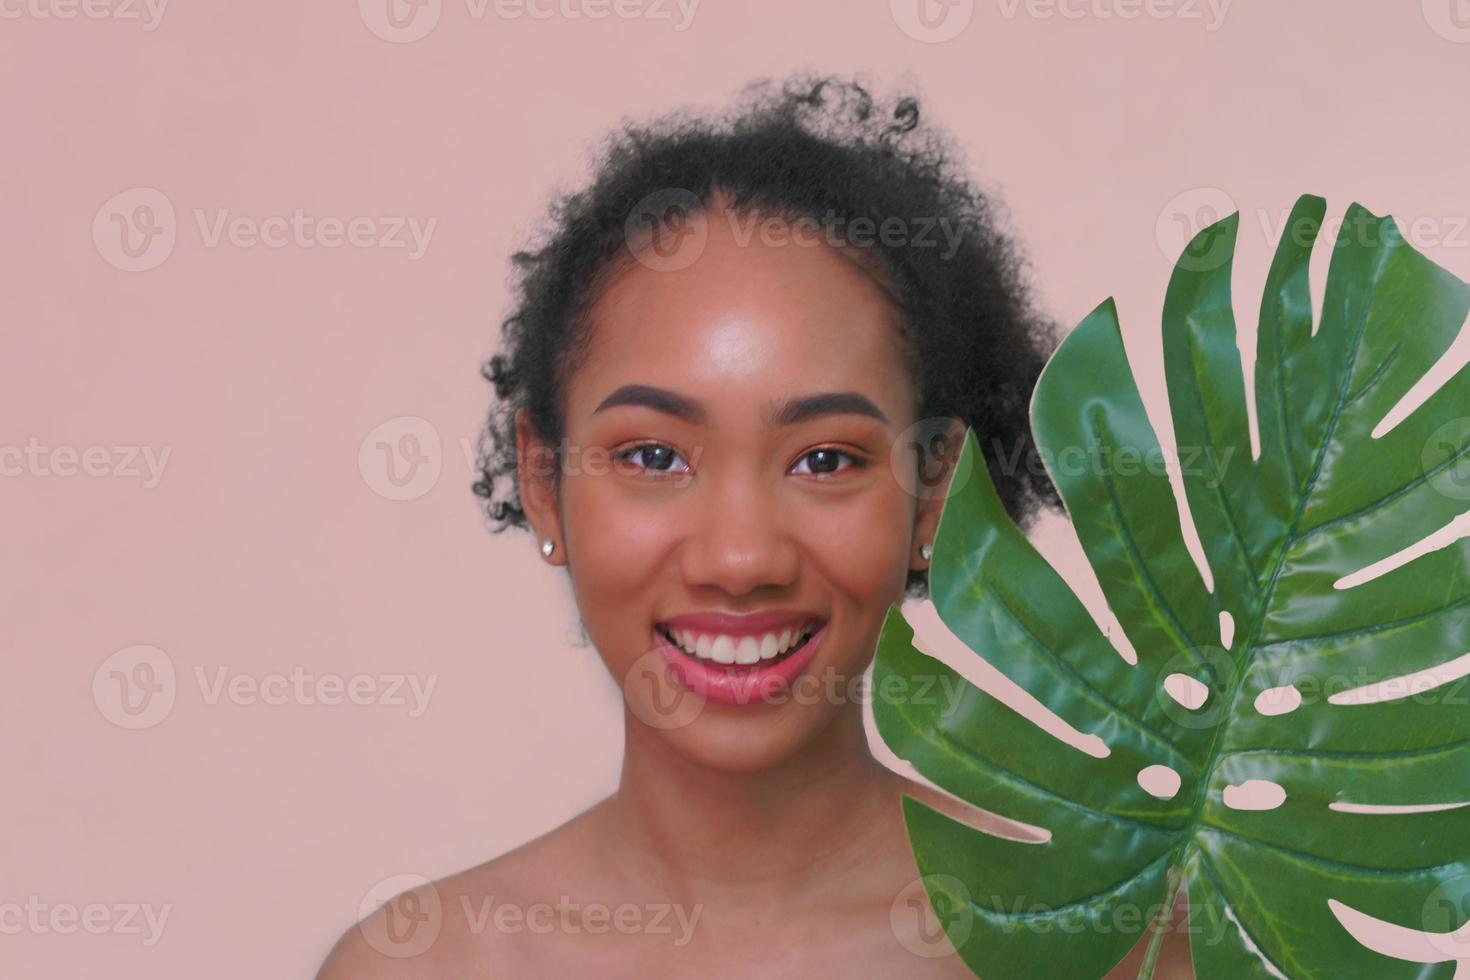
[655,620,823,673]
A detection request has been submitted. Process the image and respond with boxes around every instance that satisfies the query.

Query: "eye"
[790,447,865,478]
[612,442,690,477]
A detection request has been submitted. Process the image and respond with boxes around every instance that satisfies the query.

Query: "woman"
[318,74,1188,977]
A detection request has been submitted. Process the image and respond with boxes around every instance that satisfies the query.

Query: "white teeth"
[710,636,736,664]
[759,634,779,660]
[663,623,815,663]
[734,637,761,664]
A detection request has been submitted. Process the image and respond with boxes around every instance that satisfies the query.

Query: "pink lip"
[653,620,828,707]
[660,608,821,636]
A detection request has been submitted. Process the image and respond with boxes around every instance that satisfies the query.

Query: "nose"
[681,471,800,597]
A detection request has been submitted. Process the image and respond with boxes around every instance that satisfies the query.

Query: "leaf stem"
[1136,865,1183,980]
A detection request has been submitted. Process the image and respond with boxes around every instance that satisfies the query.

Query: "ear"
[515,406,566,565]
[909,417,966,573]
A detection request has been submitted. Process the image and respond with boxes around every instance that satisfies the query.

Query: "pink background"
[3,1,1469,976]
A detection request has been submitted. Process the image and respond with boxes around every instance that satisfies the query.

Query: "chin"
[656,702,844,773]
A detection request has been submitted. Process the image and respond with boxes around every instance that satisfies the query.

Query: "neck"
[601,703,903,909]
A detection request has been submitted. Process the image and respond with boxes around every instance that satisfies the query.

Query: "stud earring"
[541,539,556,559]
[920,542,933,561]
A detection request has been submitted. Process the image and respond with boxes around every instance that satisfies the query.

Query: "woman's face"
[519,201,953,773]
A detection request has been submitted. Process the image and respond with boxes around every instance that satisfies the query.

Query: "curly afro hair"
[471,72,1062,599]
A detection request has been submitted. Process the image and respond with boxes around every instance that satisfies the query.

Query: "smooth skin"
[316,196,1194,978]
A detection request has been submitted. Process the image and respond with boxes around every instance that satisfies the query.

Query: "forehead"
[568,207,914,424]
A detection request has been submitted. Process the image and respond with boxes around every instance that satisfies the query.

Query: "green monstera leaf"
[873,195,1470,979]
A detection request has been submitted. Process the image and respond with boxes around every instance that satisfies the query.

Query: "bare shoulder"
[313,800,613,979]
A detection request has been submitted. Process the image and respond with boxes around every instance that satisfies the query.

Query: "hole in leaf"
[1329,897,1470,964]
[1368,321,1470,440]
[1031,515,1139,666]
[1093,601,1137,666]
[1329,800,1470,815]
[1218,610,1235,650]
[1163,673,1210,710]
[1334,512,1470,589]
[903,601,1111,760]
[1254,685,1301,716]
[1223,780,1286,811]
[1327,651,1470,706]
[1137,765,1182,800]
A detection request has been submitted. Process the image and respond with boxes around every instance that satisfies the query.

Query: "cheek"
[558,476,674,647]
[796,490,914,618]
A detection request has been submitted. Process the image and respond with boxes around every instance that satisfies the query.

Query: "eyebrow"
[592,384,889,427]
